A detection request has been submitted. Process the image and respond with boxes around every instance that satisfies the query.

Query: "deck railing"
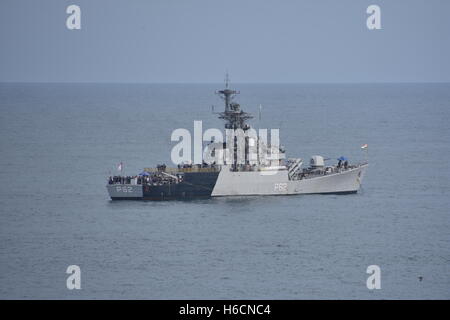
[143,166,220,173]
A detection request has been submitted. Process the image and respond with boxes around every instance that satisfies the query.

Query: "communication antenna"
[225,72,230,89]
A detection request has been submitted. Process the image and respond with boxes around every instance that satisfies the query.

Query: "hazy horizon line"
[1,81,449,85]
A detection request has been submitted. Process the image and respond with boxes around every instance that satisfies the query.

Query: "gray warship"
[107,79,368,200]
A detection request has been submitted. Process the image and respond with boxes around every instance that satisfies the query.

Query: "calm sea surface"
[0,83,449,299]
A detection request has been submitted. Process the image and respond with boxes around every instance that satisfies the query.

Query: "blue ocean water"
[0,83,449,299]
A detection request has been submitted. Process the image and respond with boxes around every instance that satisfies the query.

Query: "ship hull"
[211,164,367,196]
[107,171,220,200]
[142,171,219,200]
[107,164,367,200]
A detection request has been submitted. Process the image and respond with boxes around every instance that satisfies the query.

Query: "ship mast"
[216,74,254,169]
[216,73,253,130]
